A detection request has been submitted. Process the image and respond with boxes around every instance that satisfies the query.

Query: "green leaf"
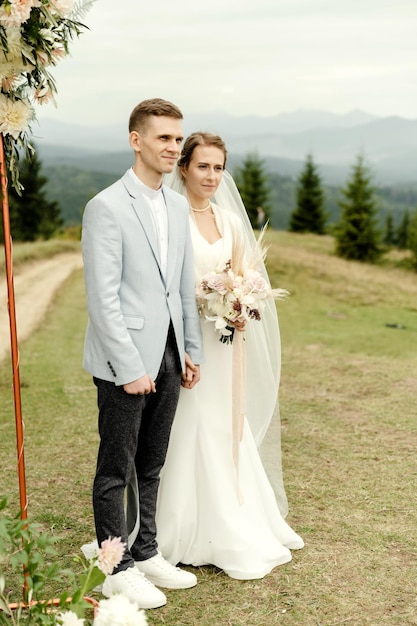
[84,566,105,591]
[0,596,11,615]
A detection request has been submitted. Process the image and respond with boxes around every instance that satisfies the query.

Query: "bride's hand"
[233,319,246,332]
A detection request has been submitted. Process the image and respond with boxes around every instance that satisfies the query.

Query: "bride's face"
[182,145,225,204]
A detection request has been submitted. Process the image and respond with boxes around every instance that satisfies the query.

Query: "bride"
[155,132,304,580]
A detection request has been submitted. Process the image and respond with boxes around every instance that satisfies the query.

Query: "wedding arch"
[0,0,91,529]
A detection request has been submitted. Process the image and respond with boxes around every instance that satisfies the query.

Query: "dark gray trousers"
[92,325,181,573]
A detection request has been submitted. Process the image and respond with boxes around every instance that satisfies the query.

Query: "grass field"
[0,233,416,625]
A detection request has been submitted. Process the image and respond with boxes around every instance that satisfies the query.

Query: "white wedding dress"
[155,206,304,580]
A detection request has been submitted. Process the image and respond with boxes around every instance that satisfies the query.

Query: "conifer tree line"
[1,146,62,242]
[3,146,417,270]
[289,151,417,265]
[234,150,417,268]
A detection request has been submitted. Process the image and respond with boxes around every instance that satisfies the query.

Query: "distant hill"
[43,165,118,226]
[32,108,417,231]
[34,109,417,186]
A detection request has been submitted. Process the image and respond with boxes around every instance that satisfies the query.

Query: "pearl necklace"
[190,200,211,213]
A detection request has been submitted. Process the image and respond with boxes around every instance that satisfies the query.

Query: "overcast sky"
[36,0,417,126]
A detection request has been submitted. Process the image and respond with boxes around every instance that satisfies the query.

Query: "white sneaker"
[135,552,197,589]
[102,565,167,609]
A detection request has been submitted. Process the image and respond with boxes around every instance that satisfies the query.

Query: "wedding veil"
[164,167,288,516]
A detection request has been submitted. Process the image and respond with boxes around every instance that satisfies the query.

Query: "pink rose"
[206,272,230,294]
[243,269,268,293]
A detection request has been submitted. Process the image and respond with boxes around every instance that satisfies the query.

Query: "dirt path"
[0,252,83,363]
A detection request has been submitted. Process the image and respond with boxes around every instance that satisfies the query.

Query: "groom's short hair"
[129,98,183,134]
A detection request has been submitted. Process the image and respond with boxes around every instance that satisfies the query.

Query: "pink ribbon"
[232,329,246,503]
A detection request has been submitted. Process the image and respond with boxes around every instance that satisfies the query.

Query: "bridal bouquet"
[196,232,288,344]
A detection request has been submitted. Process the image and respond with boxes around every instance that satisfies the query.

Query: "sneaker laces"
[121,567,155,587]
[151,551,181,572]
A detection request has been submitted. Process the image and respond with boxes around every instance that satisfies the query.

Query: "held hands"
[123,354,200,394]
[181,352,200,390]
[123,374,156,395]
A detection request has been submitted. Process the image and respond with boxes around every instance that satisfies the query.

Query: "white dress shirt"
[128,168,168,280]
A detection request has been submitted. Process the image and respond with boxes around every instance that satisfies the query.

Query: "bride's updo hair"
[178,132,227,171]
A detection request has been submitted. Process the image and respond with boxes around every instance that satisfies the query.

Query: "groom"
[82,98,204,609]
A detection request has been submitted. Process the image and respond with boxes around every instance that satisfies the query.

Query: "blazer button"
[166,292,170,297]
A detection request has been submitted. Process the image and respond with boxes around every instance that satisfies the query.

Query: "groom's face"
[134,115,183,176]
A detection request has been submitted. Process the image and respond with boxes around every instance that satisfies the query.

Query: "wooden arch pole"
[0,133,28,523]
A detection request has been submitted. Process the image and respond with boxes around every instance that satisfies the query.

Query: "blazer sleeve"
[82,194,147,382]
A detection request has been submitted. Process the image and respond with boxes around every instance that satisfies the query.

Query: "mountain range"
[34,109,417,186]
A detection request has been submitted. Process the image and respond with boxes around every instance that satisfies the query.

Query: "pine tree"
[407,209,417,269]
[234,152,271,228]
[335,153,381,262]
[396,209,410,249]
[7,148,63,241]
[383,212,396,246]
[289,153,326,234]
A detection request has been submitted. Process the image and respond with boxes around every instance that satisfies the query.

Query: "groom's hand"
[182,353,200,389]
[124,374,156,395]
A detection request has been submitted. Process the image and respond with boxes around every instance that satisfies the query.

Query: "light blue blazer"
[82,169,204,385]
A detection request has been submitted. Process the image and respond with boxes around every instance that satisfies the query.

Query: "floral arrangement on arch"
[196,230,289,344]
[0,0,92,192]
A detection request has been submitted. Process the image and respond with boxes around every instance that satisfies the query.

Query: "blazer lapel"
[163,187,180,289]
[121,171,162,273]
[132,197,161,265]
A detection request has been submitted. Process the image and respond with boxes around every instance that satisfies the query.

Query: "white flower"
[0,0,36,27]
[208,299,228,318]
[0,29,29,83]
[58,610,85,626]
[207,315,227,331]
[0,94,33,138]
[39,27,56,43]
[0,65,19,88]
[1,27,23,63]
[94,595,148,626]
[49,0,75,16]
